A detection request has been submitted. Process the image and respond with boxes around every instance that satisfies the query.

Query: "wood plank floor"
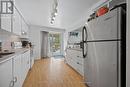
[23,58,87,87]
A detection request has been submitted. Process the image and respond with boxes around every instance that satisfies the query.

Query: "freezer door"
[87,8,121,41]
[85,41,119,87]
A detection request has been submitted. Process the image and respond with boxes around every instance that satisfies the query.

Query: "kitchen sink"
[0,52,15,58]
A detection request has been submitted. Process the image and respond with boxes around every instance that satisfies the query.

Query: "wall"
[126,0,130,87]
[0,29,21,50]
[29,25,65,60]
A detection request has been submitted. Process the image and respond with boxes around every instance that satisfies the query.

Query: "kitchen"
[0,0,129,87]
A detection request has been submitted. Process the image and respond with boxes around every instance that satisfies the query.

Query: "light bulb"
[54,12,58,16]
[52,16,55,20]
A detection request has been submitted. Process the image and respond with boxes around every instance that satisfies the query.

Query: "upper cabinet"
[0,0,29,38]
[21,18,29,38]
[68,28,82,44]
[0,0,12,32]
[12,7,21,36]
[1,14,12,32]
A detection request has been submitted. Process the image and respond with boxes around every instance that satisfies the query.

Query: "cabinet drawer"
[68,59,84,76]
[76,63,84,76]
[71,56,83,65]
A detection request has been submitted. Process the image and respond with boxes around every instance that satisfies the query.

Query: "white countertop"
[67,48,82,51]
[0,48,30,64]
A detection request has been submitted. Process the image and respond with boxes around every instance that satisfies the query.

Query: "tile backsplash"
[0,29,21,50]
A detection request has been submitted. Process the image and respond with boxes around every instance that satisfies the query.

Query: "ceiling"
[16,0,101,30]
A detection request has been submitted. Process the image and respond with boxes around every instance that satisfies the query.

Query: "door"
[82,26,93,86]
[13,55,22,87]
[0,59,13,87]
[86,41,119,87]
[21,51,30,85]
[87,7,120,41]
[13,7,21,35]
[49,33,62,56]
[1,0,12,32]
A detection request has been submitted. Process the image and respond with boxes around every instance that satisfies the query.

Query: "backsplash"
[0,29,21,50]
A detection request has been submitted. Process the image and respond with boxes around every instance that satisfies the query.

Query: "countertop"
[0,48,30,64]
[67,48,82,51]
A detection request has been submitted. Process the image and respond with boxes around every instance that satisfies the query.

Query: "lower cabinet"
[21,50,30,85]
[13,55,22,87]
[65,49,84,76]
[0,59,13,87]
[0,50,30,87]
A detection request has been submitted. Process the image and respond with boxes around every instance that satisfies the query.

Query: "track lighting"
[50,0,58,24]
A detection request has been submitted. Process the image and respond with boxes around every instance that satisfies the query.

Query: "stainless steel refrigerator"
[82,7,126,87]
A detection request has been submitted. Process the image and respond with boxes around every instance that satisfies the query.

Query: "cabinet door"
[21,50,30,84]
[13,55,22,87]
[21,52,26,84]
[13,7,21,35]
[26,50,30,70]
[0,59,13,87]
[1,14,12,32]
[21,19,29,38]
[1,0,12,32]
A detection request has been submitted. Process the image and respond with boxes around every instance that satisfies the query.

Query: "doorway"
[49,32,63,58]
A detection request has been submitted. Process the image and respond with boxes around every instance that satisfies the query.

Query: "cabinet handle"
[9,80,14,87]
[77,62,79,64]
[13,77,17,83]
[77,56,79,57]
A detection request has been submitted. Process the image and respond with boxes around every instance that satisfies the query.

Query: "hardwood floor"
[23,58,87,87]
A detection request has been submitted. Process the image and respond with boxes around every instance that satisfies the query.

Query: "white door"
[21,51,30,84]
[0,59,13,87]
[1,14,12,32]
[13,8,21,35]
[1,0,12,32]
[13,55,22,87]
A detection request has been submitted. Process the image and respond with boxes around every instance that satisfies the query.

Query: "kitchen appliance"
[21,41,29,47]
[82,7,126,87]
[11,42,22,49]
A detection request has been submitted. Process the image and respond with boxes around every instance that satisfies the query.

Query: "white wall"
[126,0,130,87]
[29,25,65,60]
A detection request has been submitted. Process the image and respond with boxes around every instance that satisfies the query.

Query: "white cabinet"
[13,55,22,87]
[21,50,30,84]
[0,0,12,32]
[12,7,21,35]
[65,49,84,76]
[0,50,30,87]
[1,14,12,32]
[21,19,29,38]
[13,50,30,87]
[0,59,13,87]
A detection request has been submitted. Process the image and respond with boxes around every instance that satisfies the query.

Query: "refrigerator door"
[85,41,119,87]
[87,8,121,41]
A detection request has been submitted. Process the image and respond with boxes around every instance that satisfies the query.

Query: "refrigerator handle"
[82,26,88,58]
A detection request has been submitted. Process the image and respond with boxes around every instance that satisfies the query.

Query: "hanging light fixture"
[50,0,58,24]
[54,9,58,16]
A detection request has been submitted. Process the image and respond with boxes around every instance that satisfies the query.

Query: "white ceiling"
[16,0,101,30]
